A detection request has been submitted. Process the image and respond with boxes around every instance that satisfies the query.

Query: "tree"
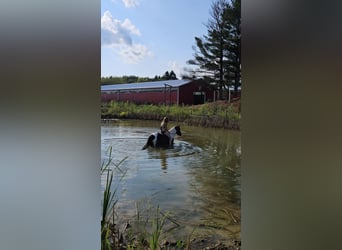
[224,0,241,92]
[187,0,241,99]
[161,70,177,80]
[169,70,177,80]
[163,71,170,80]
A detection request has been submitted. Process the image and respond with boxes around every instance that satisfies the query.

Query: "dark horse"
[142,126,182,150]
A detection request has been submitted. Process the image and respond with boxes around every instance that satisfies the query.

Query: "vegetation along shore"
[101,99,241,130]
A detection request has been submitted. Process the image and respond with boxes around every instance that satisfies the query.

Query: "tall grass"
[101,146,127,250]
[148,206,169,250]
[102,100,241,129]
[123,200,182,250]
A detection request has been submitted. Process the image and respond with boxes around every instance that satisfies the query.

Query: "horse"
[142,126,182,150]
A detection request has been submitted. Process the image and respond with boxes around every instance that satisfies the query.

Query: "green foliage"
[226,104,240,122]
[127,200,180,250]
[102,100,241,128]
[101,155,115,250]
[148,206,168,250]
[101,147,128,250]
[176,239,185,248]
[187,0,241,98]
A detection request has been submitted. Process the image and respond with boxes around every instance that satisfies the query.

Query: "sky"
[101,0,213,78]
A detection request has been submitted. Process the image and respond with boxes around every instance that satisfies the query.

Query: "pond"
[101,119,241,244]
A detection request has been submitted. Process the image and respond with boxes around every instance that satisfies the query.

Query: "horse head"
[174,125,181,136]
[169,125,181,137]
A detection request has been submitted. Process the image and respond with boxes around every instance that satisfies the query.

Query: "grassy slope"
[101,99,241,130]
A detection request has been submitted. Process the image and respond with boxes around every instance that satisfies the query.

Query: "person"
[160,116,171,145]
[160,116,169,134]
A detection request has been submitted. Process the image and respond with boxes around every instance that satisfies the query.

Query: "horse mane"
[169,125,180,130]
[169,125,181,136]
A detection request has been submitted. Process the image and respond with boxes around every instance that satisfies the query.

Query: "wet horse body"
[142,126,181,150]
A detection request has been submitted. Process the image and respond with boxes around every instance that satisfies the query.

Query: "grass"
[126,200,181,250]
[148,206,169,250]
[101,146,128,250]
[101,100,241,129]
[101,147,115,250]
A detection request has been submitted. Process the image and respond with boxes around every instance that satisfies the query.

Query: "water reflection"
[180,126,241,235]
[101,120,241,242]
[159,149,167,170]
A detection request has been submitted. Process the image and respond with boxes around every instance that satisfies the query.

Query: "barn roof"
[101,79,192,91]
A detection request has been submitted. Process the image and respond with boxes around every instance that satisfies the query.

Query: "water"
[101,119,241,242]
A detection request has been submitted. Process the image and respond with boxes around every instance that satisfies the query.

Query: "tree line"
[101,70,178,85]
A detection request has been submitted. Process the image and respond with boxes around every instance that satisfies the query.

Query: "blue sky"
[101,0,213,78]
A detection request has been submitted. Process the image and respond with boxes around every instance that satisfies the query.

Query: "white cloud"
[168,61,184,78]
[101,11,151,64]
[121,19,140,36]
[119,44,152,64]
[101,11,140,46]
[122,0,140,8]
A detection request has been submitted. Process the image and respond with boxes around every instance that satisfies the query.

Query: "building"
[101,79,214,105]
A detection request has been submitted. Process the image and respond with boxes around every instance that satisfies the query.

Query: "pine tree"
[187,0,241,99]
[162,71,170,80]
[169,70,177,80]
[224,0,241,92]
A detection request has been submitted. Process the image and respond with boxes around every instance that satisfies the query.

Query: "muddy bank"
[109,221,241,250]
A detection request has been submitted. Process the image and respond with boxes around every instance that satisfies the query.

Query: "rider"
[160,116,171,145]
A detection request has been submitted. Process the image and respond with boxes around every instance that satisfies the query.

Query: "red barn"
[101,79,214,105]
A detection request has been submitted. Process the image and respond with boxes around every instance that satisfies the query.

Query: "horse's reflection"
[159,149,167,170]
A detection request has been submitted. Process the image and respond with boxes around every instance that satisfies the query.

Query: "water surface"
[101,119,241,242]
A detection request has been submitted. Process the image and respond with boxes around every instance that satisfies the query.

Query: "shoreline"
[101,116,240,130]
[109,218,241,250]
[101,100,240,130]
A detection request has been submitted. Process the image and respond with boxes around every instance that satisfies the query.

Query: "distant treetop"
[101,70,179,85]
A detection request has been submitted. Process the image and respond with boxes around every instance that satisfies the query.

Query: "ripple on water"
[147,140,202,159]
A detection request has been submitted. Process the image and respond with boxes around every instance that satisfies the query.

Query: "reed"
[121,200,182,249]
[101,146,127,250]
[148,205,169,250]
